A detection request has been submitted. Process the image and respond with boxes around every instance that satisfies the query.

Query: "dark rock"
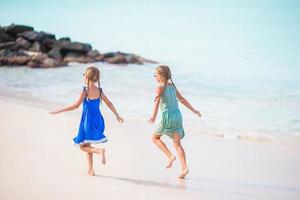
[18,31,55,42]
[40,31,56,41]
[3,24,34,38]
[63,52,93,63]
[0,24,156,67]
[59,37,71,42]
[105,54,127,64]
[0,49,11,57]
[0,41,16,50]
[87,50,100,58]
[102,52,116,58]
[29,52,48,63]
[42,58,65,68]
[9,55,30,65]
[27,60,41,68]
[1,54,31,66]
[44,40,92,53]
[48,47,62,60]
[59,41,92,52]
[43,39,56,50]
[17,31,42,41]
[16,37,32,49]
[29,41,45,52]
[0,29,15,42]
[125,54,143,65]
[1,49,17,57]
[87,50,103,61]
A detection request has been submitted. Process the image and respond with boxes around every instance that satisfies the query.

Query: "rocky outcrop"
[0,24,157,68]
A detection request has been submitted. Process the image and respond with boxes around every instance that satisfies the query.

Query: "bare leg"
[80,144,106,175]
[173,133,189,179]
[80,144,102,154]
[86,152,95,176]
[152,134,176,168]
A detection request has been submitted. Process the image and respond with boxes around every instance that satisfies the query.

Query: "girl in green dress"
[148,65,202,179]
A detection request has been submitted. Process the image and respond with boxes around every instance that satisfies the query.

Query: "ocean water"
[0,0,300,142]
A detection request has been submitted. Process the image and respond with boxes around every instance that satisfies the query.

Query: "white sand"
[0,93,300,200]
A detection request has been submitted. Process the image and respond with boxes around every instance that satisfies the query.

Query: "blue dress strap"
[82,86,102,100]
[82,86,88,99]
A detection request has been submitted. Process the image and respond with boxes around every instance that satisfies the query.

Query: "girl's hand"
[49,110,61,115]
[116,115,124,123]
[193,110,202,117]
[148,117,155,124]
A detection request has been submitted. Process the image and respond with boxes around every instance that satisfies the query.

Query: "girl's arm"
[49,90,85,114]
[101,92,124,123]
[176,89,202,117]
[148,87,163,123]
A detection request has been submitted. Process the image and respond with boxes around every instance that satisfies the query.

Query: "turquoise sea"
[1,0,300,141]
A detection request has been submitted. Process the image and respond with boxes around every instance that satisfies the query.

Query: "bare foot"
[100,149,106,165]
[87,169,95,176]
[178,169,189,179]
[166,156,176,169]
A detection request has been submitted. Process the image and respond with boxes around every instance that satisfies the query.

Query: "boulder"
[21,50,49,66]
[27,60,41,68]
[0,29,15,42]
[0,41,16,50]
[59,41,92,52]
[29,41,45,52]
[1,50,31,65]
[17,31,42,41]
[3,24,34,38]
[48,47,62,60]
[0,49,11,57]
[58,37,71,42]
[6,55,30,65]
[102,52,116,59]
[16,37,32,49]
[42,58,65,68]
[87,50,103,61]
[18,31,55,42]
[0,24,156,67]
[63,52,93,63]
[43,38,57,50]
[40,31,56,41]
[0,49,10,66]
[31,52,48,63]
[125,54,143,65]
[105,54,127,64]
[45,40,92,53]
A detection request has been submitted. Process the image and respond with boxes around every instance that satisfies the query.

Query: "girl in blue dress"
[50,66,124,176]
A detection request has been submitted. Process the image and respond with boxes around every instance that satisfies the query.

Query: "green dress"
[156,85,185,139]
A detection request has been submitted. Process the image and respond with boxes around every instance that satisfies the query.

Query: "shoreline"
[1,89,300,199]
[1,86,300,150]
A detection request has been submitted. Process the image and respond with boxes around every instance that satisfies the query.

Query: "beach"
[1,92,300,200]
[1,1,300,199]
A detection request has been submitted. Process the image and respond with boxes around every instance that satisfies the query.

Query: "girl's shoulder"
[165,83,173,87]
[157,83,173,88]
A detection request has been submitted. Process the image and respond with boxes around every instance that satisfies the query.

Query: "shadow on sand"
[96,175,257,198]
[96,175,187,190]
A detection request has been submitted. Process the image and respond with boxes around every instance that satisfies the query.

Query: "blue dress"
[73,87,107,145]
